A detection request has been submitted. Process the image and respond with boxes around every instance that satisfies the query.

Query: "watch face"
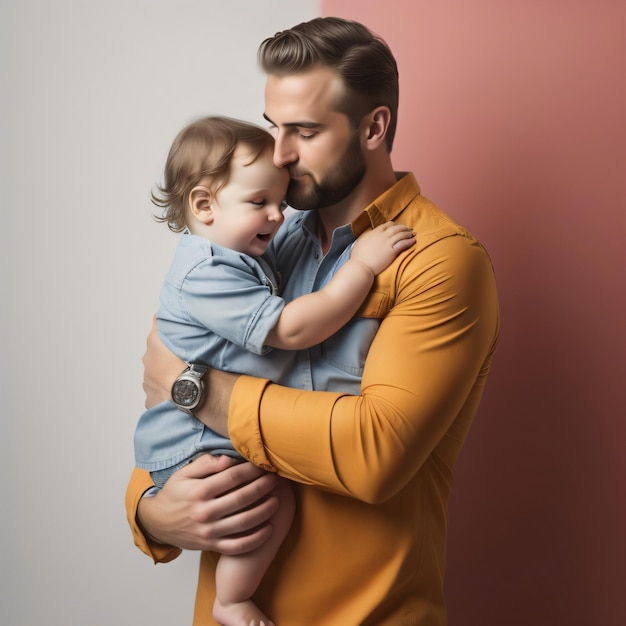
[172,379,199,408]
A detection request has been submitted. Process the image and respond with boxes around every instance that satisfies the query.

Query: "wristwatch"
[171,363,209,415]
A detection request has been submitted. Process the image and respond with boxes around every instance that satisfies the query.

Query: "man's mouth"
[289,168,309,180]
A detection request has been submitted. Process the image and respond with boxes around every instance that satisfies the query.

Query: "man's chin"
[287,186,315,211]
[287,196,317,211]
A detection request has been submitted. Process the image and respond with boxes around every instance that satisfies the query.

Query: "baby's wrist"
[349,258,377,279]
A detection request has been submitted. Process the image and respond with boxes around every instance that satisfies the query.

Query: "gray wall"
[1,2,318,624]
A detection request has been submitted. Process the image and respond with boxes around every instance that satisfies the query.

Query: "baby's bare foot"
[213,598,274,626]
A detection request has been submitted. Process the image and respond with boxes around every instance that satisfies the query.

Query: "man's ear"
[189,185,214,224]
[362,106,391,150]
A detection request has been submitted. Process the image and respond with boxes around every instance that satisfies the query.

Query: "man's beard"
[286,131,366,211]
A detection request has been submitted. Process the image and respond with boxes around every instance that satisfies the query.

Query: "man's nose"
[273,133,297,168]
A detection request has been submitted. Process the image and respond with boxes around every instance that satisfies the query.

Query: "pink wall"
[322,1,626,624]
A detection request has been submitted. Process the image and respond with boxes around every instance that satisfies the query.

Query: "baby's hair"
[152,116,275,232]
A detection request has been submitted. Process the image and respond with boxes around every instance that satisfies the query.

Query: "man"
[127,16,499,625]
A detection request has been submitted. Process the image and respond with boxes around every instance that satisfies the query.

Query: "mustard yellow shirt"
[126,173,500,625]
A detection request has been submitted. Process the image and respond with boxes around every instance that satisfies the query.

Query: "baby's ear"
[189,186,214,224]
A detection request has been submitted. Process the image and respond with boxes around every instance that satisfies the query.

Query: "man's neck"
[317,163,397,254]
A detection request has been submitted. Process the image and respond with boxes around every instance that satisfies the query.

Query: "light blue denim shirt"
[135,234,292,482]
[134,213,381,486]
[157,235,289,365]
[268,211,381,394]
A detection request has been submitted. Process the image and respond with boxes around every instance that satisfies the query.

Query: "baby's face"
[208,146,289,256]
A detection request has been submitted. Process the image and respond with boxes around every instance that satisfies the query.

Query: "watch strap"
[185,362,209,377]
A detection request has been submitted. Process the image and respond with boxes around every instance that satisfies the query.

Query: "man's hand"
[143,316,185,409]
[137,454,281,554]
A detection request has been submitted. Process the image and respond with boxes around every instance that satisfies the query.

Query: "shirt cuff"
[229,375,275,471]
[125,467,182,564]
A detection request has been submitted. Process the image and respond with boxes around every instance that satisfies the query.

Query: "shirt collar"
[351,172,421,236]
[302,210,355,251]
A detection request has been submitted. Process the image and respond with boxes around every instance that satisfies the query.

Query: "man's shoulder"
[382,175,476,253]
[405,193,473,252]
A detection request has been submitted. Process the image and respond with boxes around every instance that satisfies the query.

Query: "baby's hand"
[351,222,415,275]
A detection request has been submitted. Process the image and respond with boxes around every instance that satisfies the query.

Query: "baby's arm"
[265,222,414,350]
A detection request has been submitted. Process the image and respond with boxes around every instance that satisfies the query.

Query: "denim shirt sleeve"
[159,239,285,356]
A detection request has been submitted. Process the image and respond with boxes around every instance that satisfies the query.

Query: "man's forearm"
[143,315,238,436]
[195,368,240,436]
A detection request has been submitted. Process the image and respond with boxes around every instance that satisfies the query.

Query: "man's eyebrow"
[262,113,322,129]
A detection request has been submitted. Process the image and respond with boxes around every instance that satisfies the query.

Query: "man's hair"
[152,116,274,232]
[258,17,399,151]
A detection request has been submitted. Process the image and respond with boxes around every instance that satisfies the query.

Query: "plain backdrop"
[3,1,626,625]
[1,2,317,625]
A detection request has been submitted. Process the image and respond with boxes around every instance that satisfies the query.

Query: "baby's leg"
[212,477,295,626]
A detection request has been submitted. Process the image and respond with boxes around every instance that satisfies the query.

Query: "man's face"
[264,66,366,211]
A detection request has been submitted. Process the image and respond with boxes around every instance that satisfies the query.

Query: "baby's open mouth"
[257,232,272,241]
